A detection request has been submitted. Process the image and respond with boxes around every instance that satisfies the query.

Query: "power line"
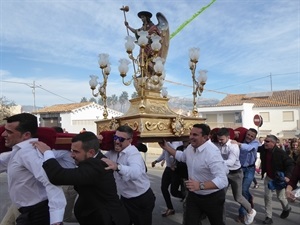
[1,80,77,105]
[164,79,229,95]
[37,86,77,103]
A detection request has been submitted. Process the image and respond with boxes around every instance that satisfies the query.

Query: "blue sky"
[0,0,299,107]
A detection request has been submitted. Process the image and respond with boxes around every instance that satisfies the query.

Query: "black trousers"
[186,189,226,225]
[121,188,155,225]
[16,200,50,225]
[161,166,184,209]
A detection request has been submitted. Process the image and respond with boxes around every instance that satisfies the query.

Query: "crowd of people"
[0,112,300,225]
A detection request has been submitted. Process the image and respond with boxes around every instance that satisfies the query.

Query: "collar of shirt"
[196,139,211,152]
[14,138,38,151]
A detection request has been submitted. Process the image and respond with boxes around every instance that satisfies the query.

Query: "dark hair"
[265,134,279,143]
[193,124,211,136]
[248,128,258,136]
[72,131,99,153]
[5,113,38,137]
[217,127,230,137]
[52,126,64,133]
[116,125,133,138]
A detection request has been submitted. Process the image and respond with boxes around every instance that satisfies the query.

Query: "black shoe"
[263,217,273,224]
[161,209,175,217]
[280,207,291,219]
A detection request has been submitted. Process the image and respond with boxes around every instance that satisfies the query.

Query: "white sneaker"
[245,209,257,225]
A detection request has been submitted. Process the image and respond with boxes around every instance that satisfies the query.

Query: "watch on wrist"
[200,182,205,190]
[116,163,121,172]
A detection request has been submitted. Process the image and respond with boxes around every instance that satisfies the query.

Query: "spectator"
[259,134,294,224]
[151,141,184,217]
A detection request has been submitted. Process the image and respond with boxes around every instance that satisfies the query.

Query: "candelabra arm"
[122,76,134,86]
[91,89,99,98]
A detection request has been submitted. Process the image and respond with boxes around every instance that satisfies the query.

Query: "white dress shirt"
[105,144,150,198]
[156,141,183,167]
[0,138,66,224]
[175,139,229,195]
[215,139,241,170]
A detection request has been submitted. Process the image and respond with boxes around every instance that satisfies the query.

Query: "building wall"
[36,103,122,134]
[253,107,300,138]
[198,104,300,138]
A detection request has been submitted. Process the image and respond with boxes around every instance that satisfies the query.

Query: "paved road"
[1,153,299,224]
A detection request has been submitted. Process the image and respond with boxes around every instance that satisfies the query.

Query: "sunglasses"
[113,134,131,142]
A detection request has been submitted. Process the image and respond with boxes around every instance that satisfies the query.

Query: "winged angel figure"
[125,10,170,93]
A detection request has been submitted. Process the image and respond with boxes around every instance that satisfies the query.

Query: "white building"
[34,102,123,134]
[198,90,300,138]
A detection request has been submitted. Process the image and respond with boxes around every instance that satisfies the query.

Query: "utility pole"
[30,81,37,112]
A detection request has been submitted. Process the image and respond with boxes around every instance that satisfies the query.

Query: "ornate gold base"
[95,90,206,142]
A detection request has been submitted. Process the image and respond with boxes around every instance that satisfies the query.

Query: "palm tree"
[111,94,118,109]
[119,91,129,112]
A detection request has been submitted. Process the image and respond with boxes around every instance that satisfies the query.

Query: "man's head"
[259,137,264,144]
[114,125,133,152]
[189,123,210,148]
[71,131,100,165]
[216,127,230,146]
[2,113,38,148]
[263,134,278,150]
[244,128,257,144]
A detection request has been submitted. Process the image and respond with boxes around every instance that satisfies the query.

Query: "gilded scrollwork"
[145,121,168,131]
[123,121,140,131]
[109,117,120,130]
[171,115,185,136]
[149,105,168,114]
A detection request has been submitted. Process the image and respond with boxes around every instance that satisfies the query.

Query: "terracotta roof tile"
[35,102,92,113]
[216,90,300,107]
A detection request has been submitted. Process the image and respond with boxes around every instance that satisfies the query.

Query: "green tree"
[131,92,138,98]
[119,91,129,112]
[80,97,88,102]
[0,96,16,125]
[111,94,118,109]
[98,98,103,105]
[89,97,97,103]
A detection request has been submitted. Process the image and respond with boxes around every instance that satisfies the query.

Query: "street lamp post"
[189,48,208,117]
[89,54,111,119]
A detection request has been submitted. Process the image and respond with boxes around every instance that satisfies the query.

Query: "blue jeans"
[238,166,255,216]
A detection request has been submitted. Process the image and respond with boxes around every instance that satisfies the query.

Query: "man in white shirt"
[0,113,65,225]
[159,123,228,225]
[215,128,256,225]
[102,125,155,225]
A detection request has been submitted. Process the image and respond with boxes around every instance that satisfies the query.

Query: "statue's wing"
[156,12,170,62]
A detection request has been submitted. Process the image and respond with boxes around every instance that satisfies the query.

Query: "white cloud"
[0,0,299,106]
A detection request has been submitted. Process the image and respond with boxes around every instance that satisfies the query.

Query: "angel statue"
[123,9,170,93]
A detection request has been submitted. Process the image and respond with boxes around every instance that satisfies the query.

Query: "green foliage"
[80,97,88,102]
[89,97,97,103]
[131,92,138,99]
[0,97,16,125]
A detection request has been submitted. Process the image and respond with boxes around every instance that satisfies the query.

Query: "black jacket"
[43,152,129,225]
[259,145,295,179]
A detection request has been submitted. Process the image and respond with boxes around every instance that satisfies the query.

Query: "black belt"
[229,168,241,174]
[242,164,255,168]
[18,200,48,214]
